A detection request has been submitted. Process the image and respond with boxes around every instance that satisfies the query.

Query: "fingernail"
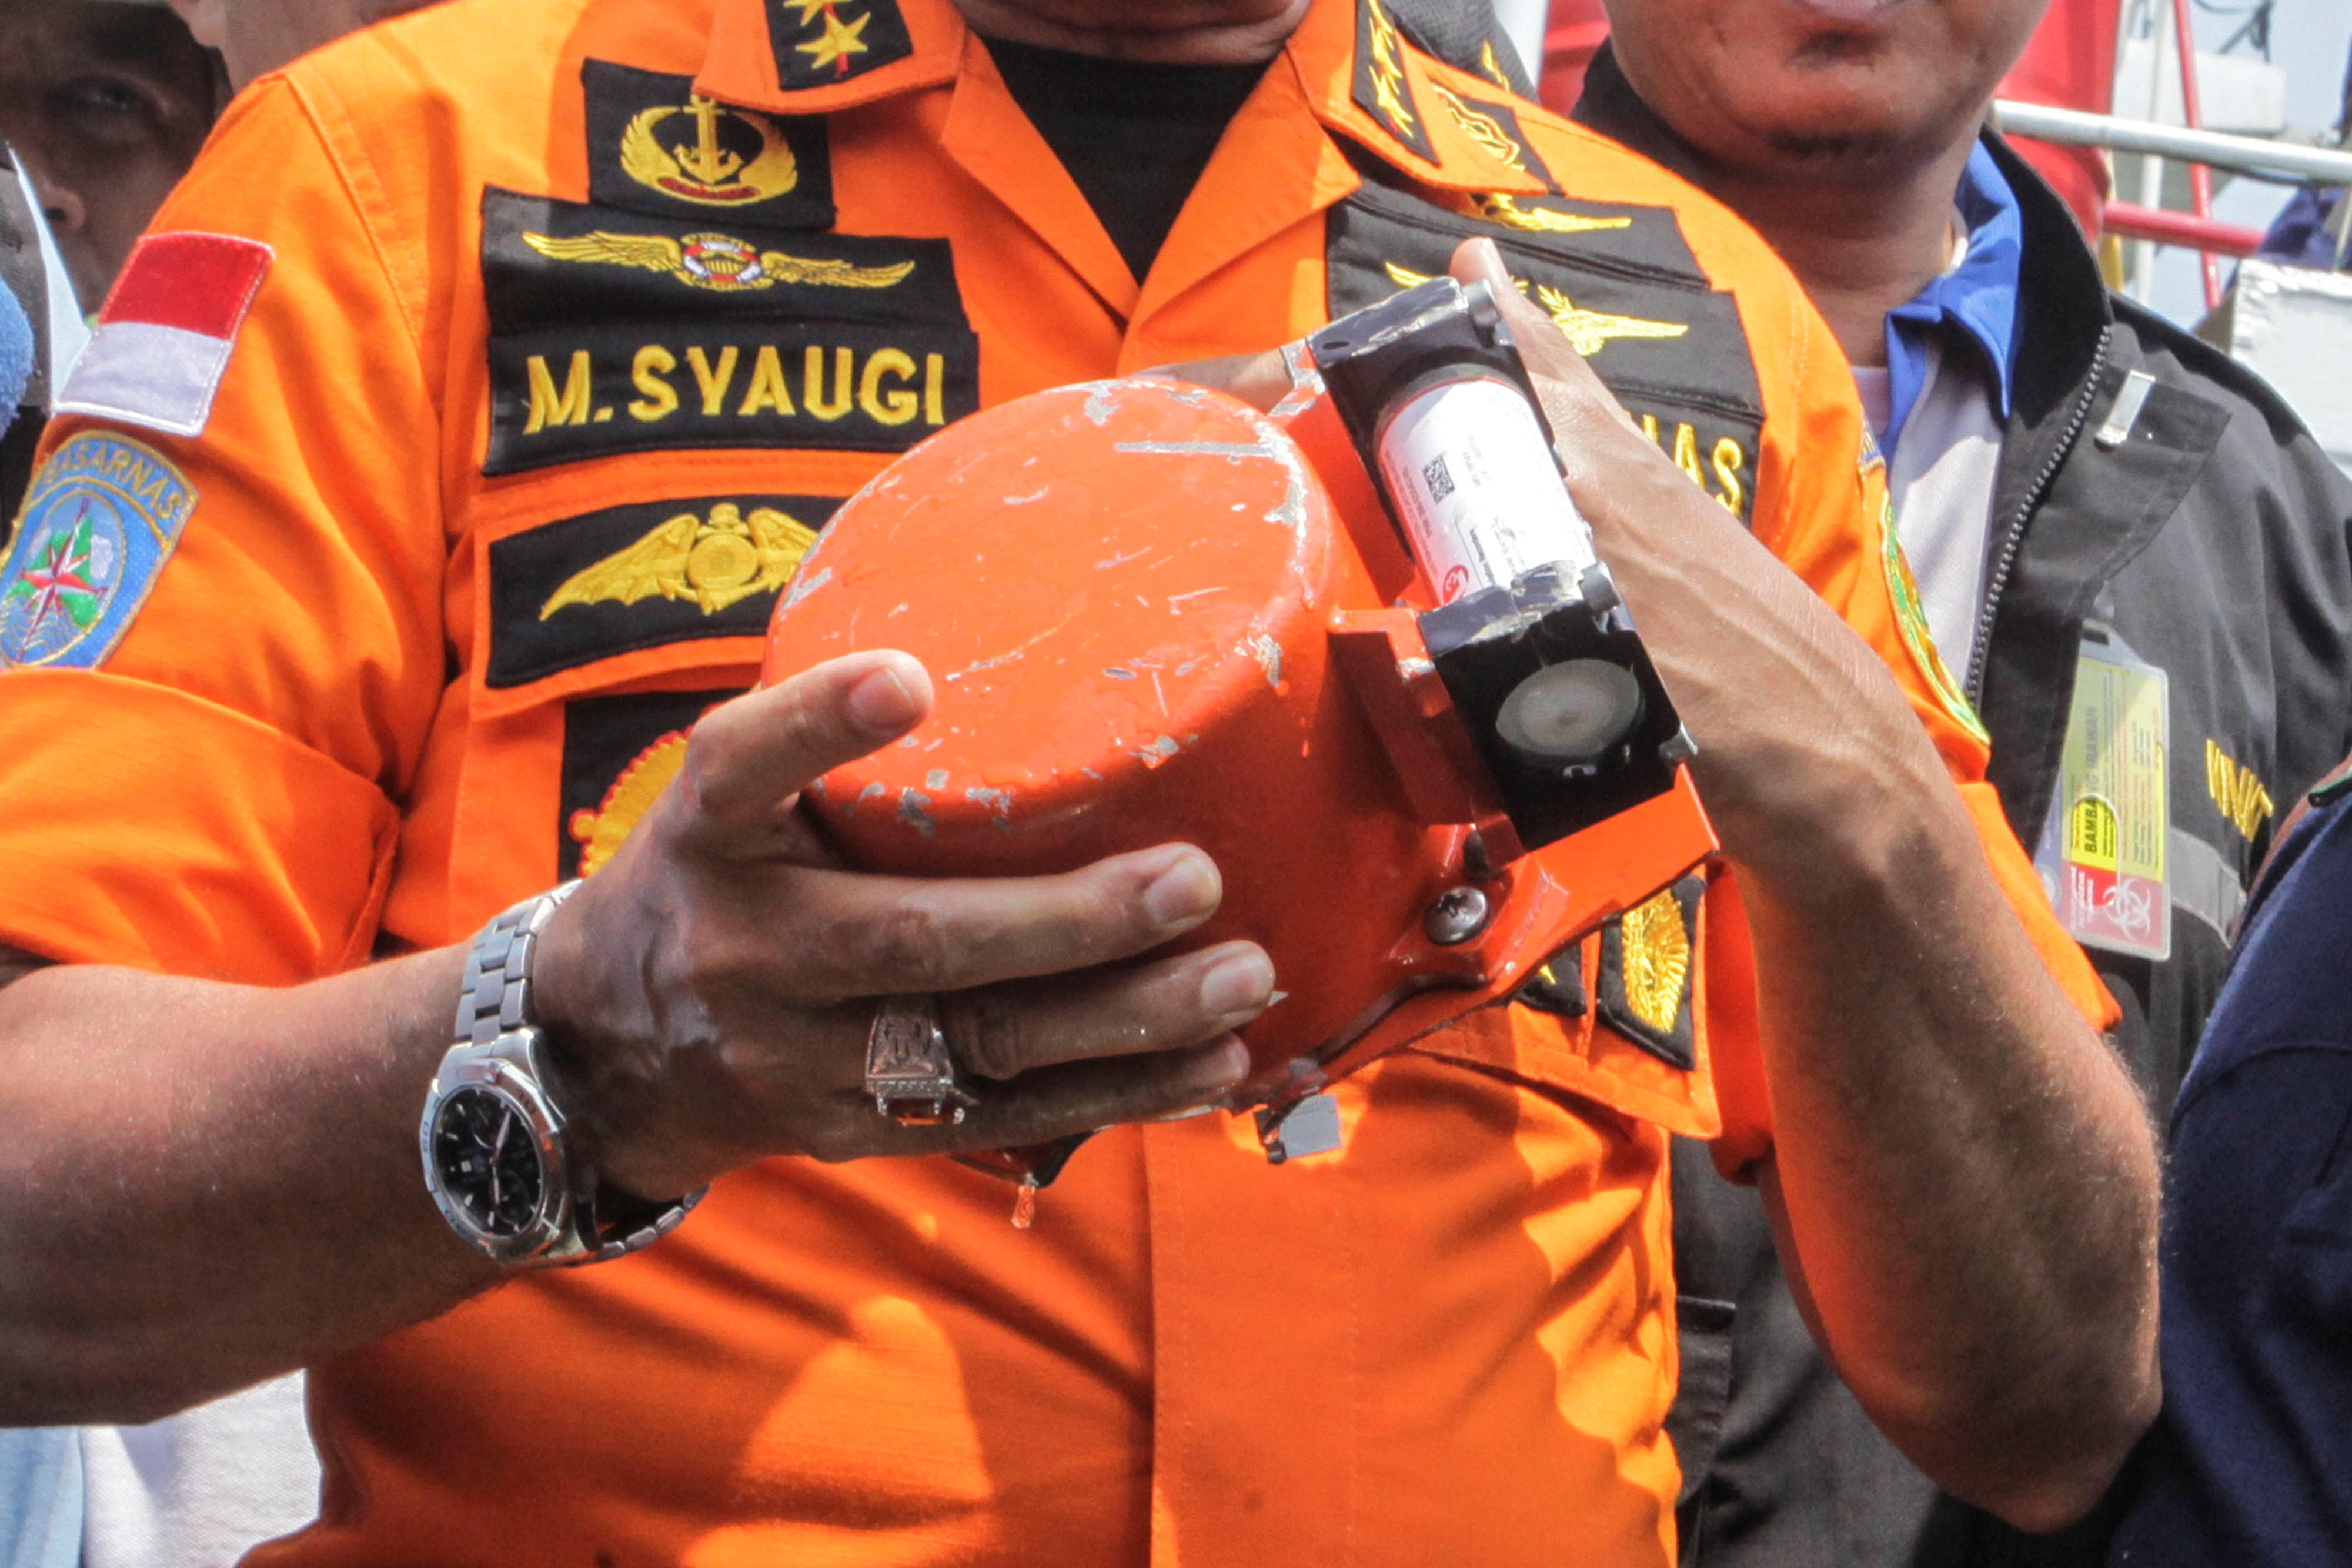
[1142,851,1220,928]
[1198,948,1275,1018]
[846,657,923,730]
[1191,1036,1252,1090]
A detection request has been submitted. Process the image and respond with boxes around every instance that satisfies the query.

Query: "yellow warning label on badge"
[2036,641,2169,960]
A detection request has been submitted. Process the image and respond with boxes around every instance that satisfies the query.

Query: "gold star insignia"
[797,7,871,71]
[781,0,832,21]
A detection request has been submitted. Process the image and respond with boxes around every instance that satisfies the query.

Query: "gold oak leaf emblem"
[1364,0,1416,135]
[619,93,799,207]
[1618,889,1690,1035]
[1478,193,1635,236]
[1477,40,1513,92]
[521,229,913,293]
[1531,283,1689,356]
[1381,263,1685,356]
[540,502,820,620]
[572,731,690,877]
[797,5,872,72]
[1431,82,1528,173]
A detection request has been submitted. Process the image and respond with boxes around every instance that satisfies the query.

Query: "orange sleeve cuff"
[0,670,400,983]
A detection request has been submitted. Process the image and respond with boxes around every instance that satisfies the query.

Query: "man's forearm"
[0,947,501,1425]
[1742,758,2160,1530]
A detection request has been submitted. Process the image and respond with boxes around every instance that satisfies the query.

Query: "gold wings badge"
[1381,263,1688,357]
[520,229,914,293]
[540,502,820,619]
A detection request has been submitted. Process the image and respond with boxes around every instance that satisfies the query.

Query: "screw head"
[1424,886,1491,945]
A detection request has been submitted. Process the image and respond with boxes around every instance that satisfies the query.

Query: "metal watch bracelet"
[436,881,703,1267]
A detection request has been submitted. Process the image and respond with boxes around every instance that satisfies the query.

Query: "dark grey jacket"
[1576,45,2352,1568]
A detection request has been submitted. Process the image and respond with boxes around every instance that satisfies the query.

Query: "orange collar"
[691,0,1548,197]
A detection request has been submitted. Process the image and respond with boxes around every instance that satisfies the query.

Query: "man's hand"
[1440,236,2160,1527]
[0,648,1271,1424]
[536,648,1267,1199]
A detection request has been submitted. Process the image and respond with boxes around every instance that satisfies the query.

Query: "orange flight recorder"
[763,278,1717,1179]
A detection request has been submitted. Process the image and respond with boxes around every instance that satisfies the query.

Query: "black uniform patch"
[487,493,841,688]
[583,59,833,229]
[767,0,913,91]
[482,189,961,330]
[1595,875,1703,1069]
[1513,936,1588,1018]
[479,187,977,475]
[1352,0,1436,163]
[1327,179,1765,527]
[558,687,743,879]
[485,323,977,474]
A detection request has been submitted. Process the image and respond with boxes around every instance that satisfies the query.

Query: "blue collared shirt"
[1880,142,2023,460]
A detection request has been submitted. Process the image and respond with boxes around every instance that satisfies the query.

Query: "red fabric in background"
[1537,0,2119,236]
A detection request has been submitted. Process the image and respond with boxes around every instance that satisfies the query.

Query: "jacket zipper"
[1963,322,2113,706]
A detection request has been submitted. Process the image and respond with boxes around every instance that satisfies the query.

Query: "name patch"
[484,323,978,474]
[1328,182,1765,528]
[584,59,833,228]
[488,493,840,687]
[1,433,195,669]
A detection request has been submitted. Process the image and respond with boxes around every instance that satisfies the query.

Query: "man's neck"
[951,0,1309,63]
[1671,142,1978,369]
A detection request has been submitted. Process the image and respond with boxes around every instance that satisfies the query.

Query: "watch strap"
[439,881,703,1268]
[455,880,576,1048]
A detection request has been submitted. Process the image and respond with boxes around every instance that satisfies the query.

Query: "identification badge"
[2034,633,2170,961]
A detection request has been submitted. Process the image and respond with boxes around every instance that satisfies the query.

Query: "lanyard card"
[2033,632,2170,961]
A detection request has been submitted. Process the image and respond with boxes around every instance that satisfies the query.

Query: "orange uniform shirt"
[0,0,2111,1562]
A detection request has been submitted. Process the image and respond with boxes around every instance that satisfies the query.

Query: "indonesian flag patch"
[55,232,272,438]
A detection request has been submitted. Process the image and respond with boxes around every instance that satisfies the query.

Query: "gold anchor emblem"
[619,92,799,208]
[540,502,820,619]
[1381,263,1689,357]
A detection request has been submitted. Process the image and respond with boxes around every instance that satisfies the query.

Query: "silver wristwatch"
[419,882,701,1268]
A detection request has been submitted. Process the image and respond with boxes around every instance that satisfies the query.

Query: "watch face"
[432,1084,547,1238]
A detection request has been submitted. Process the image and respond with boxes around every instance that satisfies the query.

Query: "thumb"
[1444,236,1633,444]
[673,649,933,855]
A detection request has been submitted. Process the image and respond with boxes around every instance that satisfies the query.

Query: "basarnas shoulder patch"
[487,493,840,687]
[767,0,912,90]
[584,60,833,228]
[1596,876,1703,1069]
[1878,496,1989,745]
[1,433,195,670]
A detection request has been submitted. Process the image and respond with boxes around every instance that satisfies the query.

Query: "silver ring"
[864,993,977,1126]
